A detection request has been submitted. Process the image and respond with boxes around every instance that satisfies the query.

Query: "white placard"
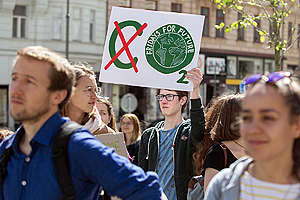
[99,7,205,91]
[96,133,128,158]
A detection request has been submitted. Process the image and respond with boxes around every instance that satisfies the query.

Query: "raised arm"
[186,68,205,144]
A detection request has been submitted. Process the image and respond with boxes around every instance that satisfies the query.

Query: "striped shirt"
[240,171,300,200]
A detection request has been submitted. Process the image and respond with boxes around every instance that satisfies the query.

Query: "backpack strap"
[0,147,13,188]
[220,143,228,168]
[52,121,82,200]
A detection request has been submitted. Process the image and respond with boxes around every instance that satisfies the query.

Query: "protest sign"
[100,6,204,91]
[96,133,128,158]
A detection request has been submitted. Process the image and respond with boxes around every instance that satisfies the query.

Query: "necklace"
[247,165,294,200]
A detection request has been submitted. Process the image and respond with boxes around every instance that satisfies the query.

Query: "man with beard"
[0,46,163,200]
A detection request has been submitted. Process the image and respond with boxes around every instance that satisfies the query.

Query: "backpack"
[187,143,228,200]
[0,121,82,200]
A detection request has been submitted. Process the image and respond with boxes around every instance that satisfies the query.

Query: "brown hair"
[16,46,75,109]
[157,89,189,113]
[0,128,14,143]
[250,77,300,181]
[120,113,141,144]
[192,94,243,174]
[210,94,243,142]
[97,97,118,132]
[61,63,97,125]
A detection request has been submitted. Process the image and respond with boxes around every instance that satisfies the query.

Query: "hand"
[185,68,203,99]
[185,68,203,89]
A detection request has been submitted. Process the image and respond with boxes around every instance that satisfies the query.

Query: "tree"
[214,0,300,71]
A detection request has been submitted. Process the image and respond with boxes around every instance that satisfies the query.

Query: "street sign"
[120,93,138,113]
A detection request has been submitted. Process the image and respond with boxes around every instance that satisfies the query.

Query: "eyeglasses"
[240,71,291,93]
[156,94,180,101]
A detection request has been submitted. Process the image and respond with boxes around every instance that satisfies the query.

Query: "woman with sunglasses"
[205,71,300,199]
[61,64,115,135]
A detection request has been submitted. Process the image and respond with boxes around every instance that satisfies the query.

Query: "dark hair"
[16,46,75,110]
[157,89,189,113]
[97,97,118,132]
[120,113,141,144]
[250,77,300,180]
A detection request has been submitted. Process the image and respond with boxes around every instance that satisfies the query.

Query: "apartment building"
[0,0,106,129]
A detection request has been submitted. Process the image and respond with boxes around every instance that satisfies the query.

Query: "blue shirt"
[0,112,161,200]
[156,125,179,200]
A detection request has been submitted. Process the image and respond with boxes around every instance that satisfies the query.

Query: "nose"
[241,119,261,137]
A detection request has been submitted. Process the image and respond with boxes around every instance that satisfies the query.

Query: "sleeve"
[68,131,162,200]
[190,98,206,145]
[202,144,226,175]
[138,131,149,171]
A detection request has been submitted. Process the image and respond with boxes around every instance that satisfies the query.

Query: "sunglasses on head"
[240,71,291,93]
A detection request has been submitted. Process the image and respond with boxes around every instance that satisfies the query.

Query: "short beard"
[11,104,50,124]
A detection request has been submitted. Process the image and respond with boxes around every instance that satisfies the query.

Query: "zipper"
[171,121,186,177]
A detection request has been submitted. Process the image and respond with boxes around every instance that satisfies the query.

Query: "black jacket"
[138,98,205,200]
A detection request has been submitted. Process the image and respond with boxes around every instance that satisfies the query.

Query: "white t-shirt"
[240,171,300,200]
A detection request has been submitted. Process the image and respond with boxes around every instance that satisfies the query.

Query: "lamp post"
[65,0,70,60]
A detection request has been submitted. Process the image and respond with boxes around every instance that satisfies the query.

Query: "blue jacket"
[204,157,300,200]
[0,112,162,200]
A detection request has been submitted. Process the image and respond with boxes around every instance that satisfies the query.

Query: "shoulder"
[206,144,224,158]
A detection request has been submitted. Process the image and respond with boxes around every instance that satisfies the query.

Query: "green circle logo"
[145,24,195,74]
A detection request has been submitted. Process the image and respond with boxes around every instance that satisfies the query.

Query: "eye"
[241,114,252,123]
[262,115,275,121]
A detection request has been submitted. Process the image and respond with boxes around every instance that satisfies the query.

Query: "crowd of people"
[0,45,299,200]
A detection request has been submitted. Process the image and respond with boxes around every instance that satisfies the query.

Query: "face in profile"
[70,75,97,114]
[96,102,111,125]
[9,56,53,123]
[240,84,299,162]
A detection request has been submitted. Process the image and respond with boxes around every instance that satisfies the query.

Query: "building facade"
[104,0,300,127]
[0,0,106,130]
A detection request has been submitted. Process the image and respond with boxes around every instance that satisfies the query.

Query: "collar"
[6,112,68,150]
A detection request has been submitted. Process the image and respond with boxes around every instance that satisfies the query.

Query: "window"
[12,5,26,38]
[201,7,209,37]
[72,8,81,41]
[53,8,63,40]
[253,17,261,43]
[288,22,293,46]
[171,3,182,13]
[0,88,8,127]
[89,10,96,42]
[237,13,244,41]
[298,24,300,48]
[216,9,224,38]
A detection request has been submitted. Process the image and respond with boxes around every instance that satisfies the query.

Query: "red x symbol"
[104,21,148,73]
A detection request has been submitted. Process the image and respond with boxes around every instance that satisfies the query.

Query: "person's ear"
[180,96,187,106]
[51,90,67,106]
[292,115,300,139]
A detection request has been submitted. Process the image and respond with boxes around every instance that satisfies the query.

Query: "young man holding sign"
[139,68,205,200]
